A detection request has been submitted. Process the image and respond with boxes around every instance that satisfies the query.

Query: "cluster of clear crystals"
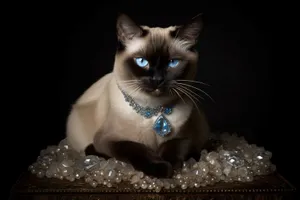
[29,133,276,192]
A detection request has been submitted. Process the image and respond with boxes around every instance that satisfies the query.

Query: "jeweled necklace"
[118,86,173,137]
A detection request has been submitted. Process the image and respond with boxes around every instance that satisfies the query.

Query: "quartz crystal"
[29,133,276,192]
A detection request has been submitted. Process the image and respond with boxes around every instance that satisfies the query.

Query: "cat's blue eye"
[134,57,149,68]
[168,59,180,68]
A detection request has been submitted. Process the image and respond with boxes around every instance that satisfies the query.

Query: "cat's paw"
[160,154,184,170]
[169,158,183,170]
[148,160,173,178]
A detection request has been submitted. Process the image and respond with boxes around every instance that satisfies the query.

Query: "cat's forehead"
[125,26,189,57]
[142,25,178,45]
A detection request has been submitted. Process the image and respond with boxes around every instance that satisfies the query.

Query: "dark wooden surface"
[10,171,297,200]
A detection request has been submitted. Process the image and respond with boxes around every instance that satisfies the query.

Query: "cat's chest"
[117,100,192,145]
[109,85,193,149]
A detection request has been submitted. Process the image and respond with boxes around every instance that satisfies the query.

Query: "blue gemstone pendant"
[119,85,174,137]
[153,114,172,137]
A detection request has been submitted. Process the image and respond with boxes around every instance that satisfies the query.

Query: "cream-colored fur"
[66,72,197,154]
[66,22,210,156]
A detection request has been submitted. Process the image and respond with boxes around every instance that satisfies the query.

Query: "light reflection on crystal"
[153,115,171,137]
[28,133,276,192]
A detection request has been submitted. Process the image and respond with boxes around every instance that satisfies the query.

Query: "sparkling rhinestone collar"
[117,84,173,137]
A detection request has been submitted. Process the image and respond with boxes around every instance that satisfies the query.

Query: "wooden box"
[10,171,297,200]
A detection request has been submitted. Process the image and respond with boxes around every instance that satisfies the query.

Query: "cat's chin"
[142,88,172,99]
[151,89,163,96]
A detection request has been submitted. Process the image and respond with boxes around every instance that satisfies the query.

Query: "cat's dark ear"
[116,14,143,42]
[176,13,203,42]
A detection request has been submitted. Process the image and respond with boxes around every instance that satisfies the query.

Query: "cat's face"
[114,14,203,98]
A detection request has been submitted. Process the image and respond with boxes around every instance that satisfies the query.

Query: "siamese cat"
[66,14,211,178]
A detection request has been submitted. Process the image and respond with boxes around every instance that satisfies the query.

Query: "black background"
[7,0,298,197]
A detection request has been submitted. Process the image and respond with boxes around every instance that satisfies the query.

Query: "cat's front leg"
[157,138,200,170]
[89,138,173,178]
[109,141,173,178]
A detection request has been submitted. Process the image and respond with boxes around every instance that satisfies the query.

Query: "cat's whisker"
[175,83,204,101]
[175,86,201,104]
[175,82,215,103]
[120,80,142,87]
[169,88,176,98]
[127,86,139,97]
[118,79,140,83]
[127,85,142,98]
[176,79,211,86]
[122,83,139,88]
[117,80,141,91]
[121,81,138,85]
[132,87,142,98]
[171,88,187,104]
[120,83,140,91]
[168,88,173,97]
[120,82,140,86]
[175,86,201,116]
